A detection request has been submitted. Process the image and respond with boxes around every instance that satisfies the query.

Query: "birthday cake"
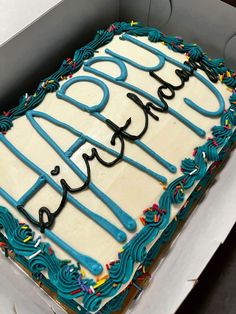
[0,21,235,313]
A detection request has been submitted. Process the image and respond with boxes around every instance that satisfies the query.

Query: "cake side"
[101,133,236,314]
[0,27,232,272]
[0,21,236,313]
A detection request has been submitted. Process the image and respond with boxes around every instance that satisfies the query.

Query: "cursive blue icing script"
[0,186,103,275]
[26,111,136,232]
[57,76,177,174]
[0,134,127,243]
[105,47,165,72]
[29,110,166,183]
[57,76,109,113]
[83,56,206,138]
[119,34,225,117]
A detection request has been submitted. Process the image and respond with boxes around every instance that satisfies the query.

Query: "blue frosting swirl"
[0,21,236,313]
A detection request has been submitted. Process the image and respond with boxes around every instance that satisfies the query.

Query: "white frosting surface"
[0,35,231,288]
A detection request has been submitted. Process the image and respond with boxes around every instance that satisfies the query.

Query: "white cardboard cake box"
[0,2,235,314]
[1,151,235,314]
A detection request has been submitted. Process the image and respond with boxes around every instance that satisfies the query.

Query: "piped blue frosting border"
[0,21,236,313]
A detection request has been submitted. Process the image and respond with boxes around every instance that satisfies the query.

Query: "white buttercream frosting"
[0,35,231,283]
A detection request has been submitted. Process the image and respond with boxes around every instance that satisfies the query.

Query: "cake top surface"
[0,21,235,312]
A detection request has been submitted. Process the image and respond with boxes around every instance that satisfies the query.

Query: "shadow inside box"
[176,223,236,314]
[221,0,236,8]
[0,26,98,113]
